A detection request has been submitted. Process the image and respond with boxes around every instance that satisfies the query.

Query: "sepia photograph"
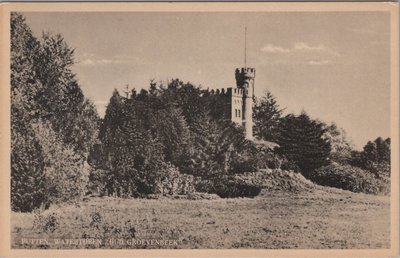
[0,2,399,257]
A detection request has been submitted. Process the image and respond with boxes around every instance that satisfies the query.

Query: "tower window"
[238,110,241,117]
[235,109,238,117]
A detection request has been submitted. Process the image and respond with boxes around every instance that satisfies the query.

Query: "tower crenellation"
[212,67,255,140]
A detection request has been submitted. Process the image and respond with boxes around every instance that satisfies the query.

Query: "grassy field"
[11,187,390,249]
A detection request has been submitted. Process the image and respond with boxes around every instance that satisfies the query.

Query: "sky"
[22,11,391,149]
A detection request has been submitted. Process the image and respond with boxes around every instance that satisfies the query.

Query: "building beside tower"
[210,67,255,140]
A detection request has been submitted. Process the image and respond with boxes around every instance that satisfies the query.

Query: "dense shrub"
[195,176,262,198]
[310,163,389,195]
[279,156,301,172]
[159,165,195,196]
[233,152,281,173]
[230,141,281,173]
[32,122,89,204]
[235,169,315,192]
[87,169,113,196]
[87,165,195,198]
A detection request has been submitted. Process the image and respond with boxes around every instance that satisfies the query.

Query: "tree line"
[254,92,390,193]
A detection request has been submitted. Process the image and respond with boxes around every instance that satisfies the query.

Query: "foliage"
[310,163,389,195]
[91,79,261,197]
[350,137,391,178]
[11,117,47,212]
[186,118,249,178]
[234,169,315,192]
[322,122,354,165]
[11,13,47,212]
[279,156,301,172]
[92,87,192,197]
[253,91,284,141]
[32,121,89,204]
[275,112,331,177]
[229,141,281,173]
[159,165,195,196]
[11,13,100,211]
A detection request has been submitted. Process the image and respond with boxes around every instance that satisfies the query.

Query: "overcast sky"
[23,11,390,149]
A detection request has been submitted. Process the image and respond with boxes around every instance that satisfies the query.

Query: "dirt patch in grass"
[11,188,390,249]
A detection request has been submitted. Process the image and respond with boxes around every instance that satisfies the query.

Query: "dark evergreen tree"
[350,137,391,178]
[158,79,208,126]
[98,89,123,146]
[92,89,174,196]
[11,105,46,212]
[374,137,390,164]
[253,91,284,142]
[10,13,46,211]
[275,112,331,177]
[150,107,191,166]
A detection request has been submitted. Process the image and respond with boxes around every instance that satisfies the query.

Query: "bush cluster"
[235,169,315,192]
[158,165,195,196]
[310,163,390,195]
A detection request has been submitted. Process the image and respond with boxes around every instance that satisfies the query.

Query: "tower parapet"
[235,68,256,85]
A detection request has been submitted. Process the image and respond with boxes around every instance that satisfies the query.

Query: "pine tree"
[356,137,391,178]
[11,13,46,211]
[150,107,191,166]
[253,91,284,141]
[93,89,171,196]
[11,112,46,212]
[99,89,123,146]
[276,113,331,177]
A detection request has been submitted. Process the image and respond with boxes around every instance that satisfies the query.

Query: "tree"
[11,13,100,210]
[98,89,123,147]
[92,89,174,197]
[32,121,87,204]
[253,91,284,142]
[11,110,46,212]
[11,13,47,212]
[150,107,191,166]
[322,122,354,165]
[158,79,209,127]
[374,137,390,164]
[353,137,391,178]
[185,114,249,178]
[275,112,331,177]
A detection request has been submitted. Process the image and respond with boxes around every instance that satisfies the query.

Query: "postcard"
[0,2,398,258]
